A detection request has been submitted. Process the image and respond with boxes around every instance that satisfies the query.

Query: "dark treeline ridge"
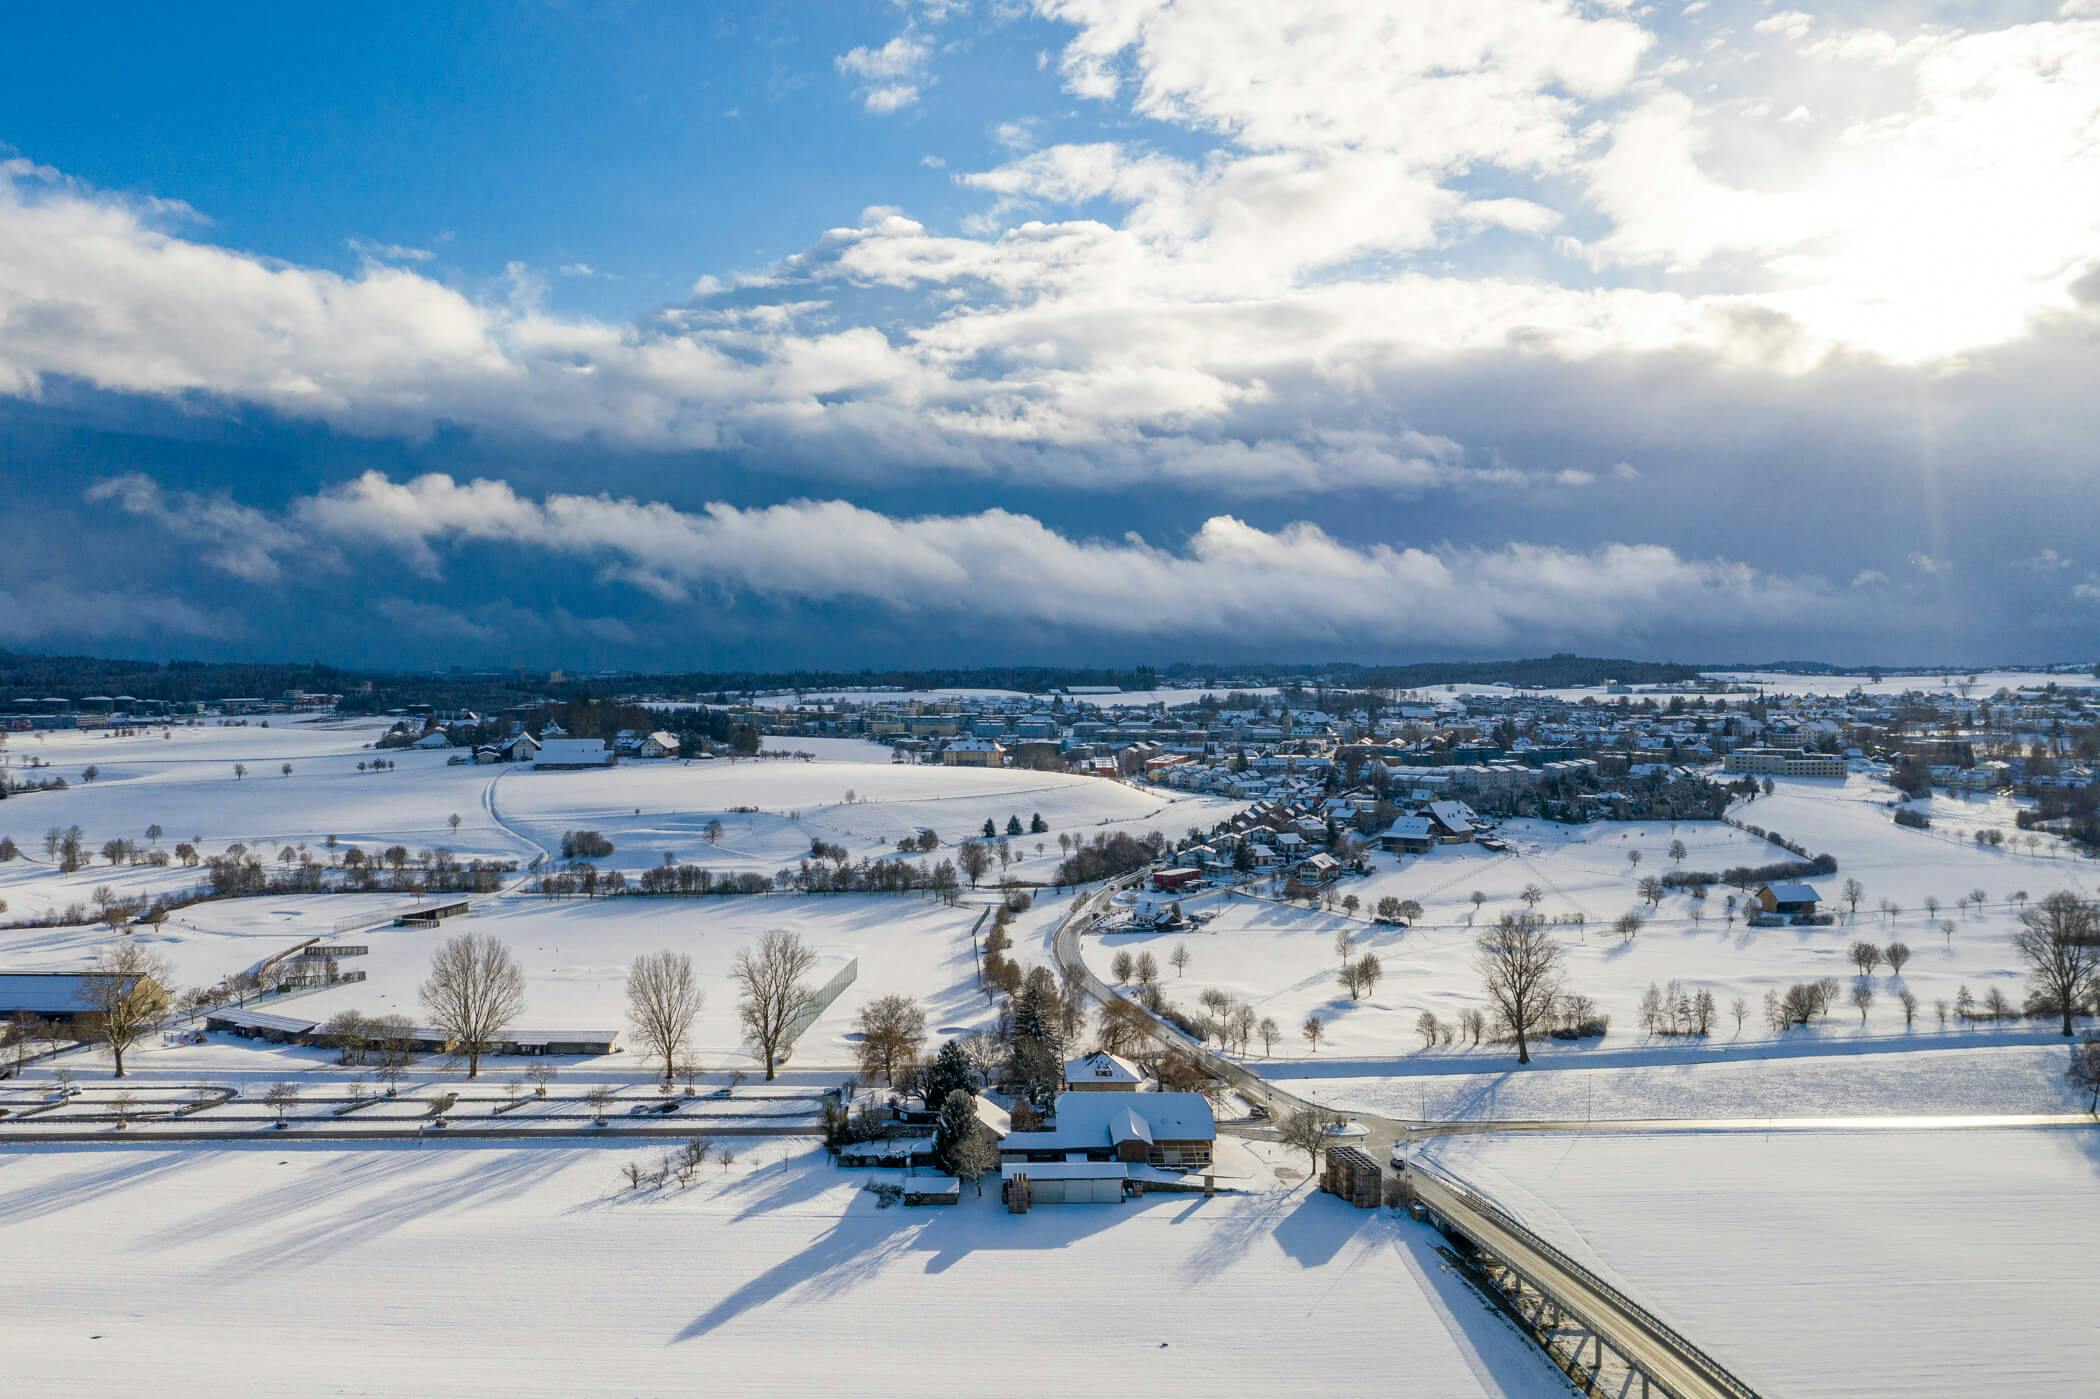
[2,649,1703,709]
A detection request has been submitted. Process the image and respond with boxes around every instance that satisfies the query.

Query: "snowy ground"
[1087,774,2097,1065]
[32,891,1026,1078]
[0,1141,1567,1398]
[492,745,1234,883]
[1277,1042,2091,1121]
[0,721,1229,919]
[1426,1125,2100,1396]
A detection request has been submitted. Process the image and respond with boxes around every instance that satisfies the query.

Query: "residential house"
[1063,1051,1143,1092]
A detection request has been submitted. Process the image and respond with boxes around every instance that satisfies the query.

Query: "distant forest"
[0,648,1703,709]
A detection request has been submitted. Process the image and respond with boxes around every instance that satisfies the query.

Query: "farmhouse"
[637,731,681,759]
[1000,1090,1215,1170]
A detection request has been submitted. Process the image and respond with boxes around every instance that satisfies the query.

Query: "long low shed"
[204,1007,618,1056]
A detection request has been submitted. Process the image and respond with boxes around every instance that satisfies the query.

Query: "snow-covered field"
[493,746,1233,882]
[1427,1126,2100,1396]
[1280,1042,2090,1121]
[1708,667,2100,697]
[277,893,1004,1066]
[1088,773,2096,1065]
[0,1141,1565,1398]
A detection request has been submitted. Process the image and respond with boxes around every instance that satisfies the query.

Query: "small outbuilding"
[1754,882,1822,919]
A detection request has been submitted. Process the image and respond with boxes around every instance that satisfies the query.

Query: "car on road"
[628,1099,681,1116]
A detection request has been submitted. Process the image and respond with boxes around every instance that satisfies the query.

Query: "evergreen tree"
[1006,813,1024,836]
[1029,812,1048,834]
[1009,978,1065,1107]
[934,1088,979,1176]
[919,1038,974,1108]
[982,818,998,840]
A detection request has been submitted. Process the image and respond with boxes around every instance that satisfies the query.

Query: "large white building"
[1723,747,1845,778]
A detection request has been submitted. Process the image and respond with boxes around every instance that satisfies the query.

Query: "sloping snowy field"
[1427,1126,2100,1396]
[0,1142,1566,1398]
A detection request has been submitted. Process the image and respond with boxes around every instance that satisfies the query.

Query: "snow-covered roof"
[534,738,613,766]
[1064,1050,1142,1087]
[1380,816,1434,839]
[1000,1160,1129,1181]
[1763,882,1822,903]
[1001,1091,1216,1155]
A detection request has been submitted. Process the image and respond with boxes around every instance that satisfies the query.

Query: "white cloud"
[862,83,922,114]
[99,470,1836,647]
[1609,461,1641,481]
[837,34,932,111]
[1850,569,1888,589]
[1753,11,1813,42]
[2014,547,2073,572]
[83,473,314,582]
[2072,576,2100,604]
[1907,552,1951,575]
[346,237,435,263]
[1555,468,1596,486]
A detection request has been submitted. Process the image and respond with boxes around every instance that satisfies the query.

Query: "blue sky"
[3,1,2098,671]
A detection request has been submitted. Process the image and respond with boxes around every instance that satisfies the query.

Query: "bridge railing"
[1412,1161,1762,1399]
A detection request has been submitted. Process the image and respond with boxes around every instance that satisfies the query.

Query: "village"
[2,661,2099,1397]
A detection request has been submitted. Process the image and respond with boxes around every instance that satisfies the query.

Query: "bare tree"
[1111,949,1135,983]
[1885,942,1912,976]
[418,931,525,1078]
[1730,995,1748,1033]
[626,950,705,1086]
[853,993,926,1086]
[1170,944,1191,978]
[1849,941,1884,976]
[82,941,172,1078]
[263,1080,301,1127]
[1850,979,1875,1025]
[1134,950,1159,987]
[1277,1107,1341,1173]
[1476,916,1564,1065]
[1257,1016,1279,1055]
[1899,989,1919,1028]
[1301,1013,1326,1053]
[584,1085,614,1124]
[733,928,818,1080]
[2011,891,2100,1037]
[526,1061,557,1097]
[1842,878,1864,918]
[1668,839,1687,864]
